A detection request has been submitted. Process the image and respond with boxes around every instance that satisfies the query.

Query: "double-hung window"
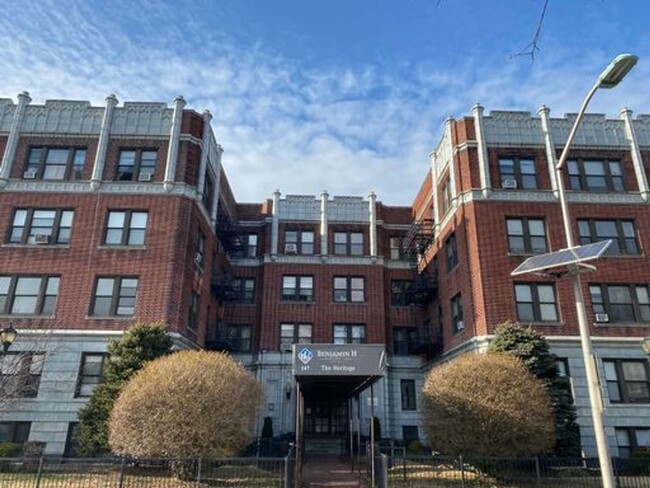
[393,327,419,355]
[117,149,157,181]
[333,324,366,344]
[568,159,624,192]
[75,353,106,397]
[9,209,74,245]
[441,177,452,214]
[0,352,45,398]
[285,230,314,255]
[514,283,558,323]
[333,276,365,303]
[188,291,200,330]
[590,284,650,324]
[244,234,258,257]
[0,422,31,444]
[25,147,86,180]
[282,276,314,302]
[603,359,650,404]
[446,234,458,271]
[389,237,404,260]
[616,428,650,458]
[578,219,639,256]
[91,277,138,316]
[506,218,547,254]
[451,293,463,333]
[401,379,417,411]
[232,278,255,304]
[499,157,537,189]
[391,280,413,306]
[0,275,60,315]
[226,325,251,352]
[280,323,312,351]
[104,211,148,246]
[333,232,363,256]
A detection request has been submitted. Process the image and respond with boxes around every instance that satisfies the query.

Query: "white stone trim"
[472,103,491,197]
[620,107,650,200]
[0,92,31,184]
[163,96,186,192]
[90,94,118,190]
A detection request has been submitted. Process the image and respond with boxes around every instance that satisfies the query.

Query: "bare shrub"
[108,350,262,458]
[421,353,555,457]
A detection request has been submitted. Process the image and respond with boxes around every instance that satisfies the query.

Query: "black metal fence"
[0,456,288,487]
[382,455,650,488]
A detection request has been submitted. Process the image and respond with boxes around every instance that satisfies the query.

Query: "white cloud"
[0,1,648,206]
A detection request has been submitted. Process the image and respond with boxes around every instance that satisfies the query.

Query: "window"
[393,327,419,355]
[194,231,206,268]
[506,218,547,254]
[604,359,650,404]
[499,157,537,189]
[333,232,363,256]
[188,291,200,330]
[568,159,624,192]
[333,324,366,344]
[333,276,365,303]
[9,209,74,245]
[616,428,650,458]
[104,211,148,246]
[0,422,30,444]
[451,293,464,333]
[578,219,639,256]
[202,171,215,211]
[91,277,138,316]
[391,280,413,306]
[441,177,452,215]
[402,426,419,442]
[25,147,86,180]
[75,353,106,397]
[232,278,255,304]
[515,283,558,322]
[0,352,45,398]
[280,323,313,351]
[390,237,404,260]
[446,234,458,271]
[590,284,650,324]
[244,234,258,257]
[116,149,157,181]
[555,358,570,377]
[64,423,80,458]
[282,276,314,302]
[401,379,417,411]
[285,230,314,255]
[226,325,251,352]
[0,275,60,315]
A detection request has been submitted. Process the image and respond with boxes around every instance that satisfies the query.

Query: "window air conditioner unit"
[32,234,50,245]
[23,169,37,179]
[138,173,153,182]
[194,252,203,265]
[503,179,518,190]
[280,342,293,353]
[284,243,298,254]
[456,320,465,331]
[595,313,609,323]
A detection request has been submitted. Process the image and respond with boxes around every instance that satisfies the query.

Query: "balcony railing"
[407,272,438,305]
[215,215,243,254]
[403,218,435,260]
[210,272,238,302]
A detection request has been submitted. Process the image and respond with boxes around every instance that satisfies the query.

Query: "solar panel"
[511,240,612,276]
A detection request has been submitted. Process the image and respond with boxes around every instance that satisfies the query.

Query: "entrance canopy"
[292,344,386,399]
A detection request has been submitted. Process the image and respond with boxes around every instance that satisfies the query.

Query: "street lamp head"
[598,54,638,89]
[0,324,17,353]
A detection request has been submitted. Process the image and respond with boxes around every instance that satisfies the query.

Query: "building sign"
[292,344,386,377]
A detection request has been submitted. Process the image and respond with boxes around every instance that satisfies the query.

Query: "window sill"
[2,243,70,248]
[332,301,366,305]
[595,322,650,327]
[517,321,563,327]
[0,314,55,319]
[98,245,147,250]
[85,315,134,320]
[281,300,315,304]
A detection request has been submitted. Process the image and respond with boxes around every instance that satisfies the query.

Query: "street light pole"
[554,54,637,488]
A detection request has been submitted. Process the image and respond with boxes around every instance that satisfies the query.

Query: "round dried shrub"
[109,350,262,458]
[422,353,555,457]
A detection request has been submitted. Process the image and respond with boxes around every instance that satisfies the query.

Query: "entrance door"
[304,398,348,436]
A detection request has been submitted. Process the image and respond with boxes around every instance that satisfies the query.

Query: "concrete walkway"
[301,454,363,487]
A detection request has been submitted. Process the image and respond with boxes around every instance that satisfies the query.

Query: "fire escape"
[402,218,442,358]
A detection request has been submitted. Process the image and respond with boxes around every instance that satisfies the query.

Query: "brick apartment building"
[1,93,649,458]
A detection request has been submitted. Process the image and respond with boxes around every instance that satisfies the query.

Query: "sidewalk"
[301,454,362,487]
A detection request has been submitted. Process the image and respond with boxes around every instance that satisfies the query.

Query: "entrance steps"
[305,437,343,456]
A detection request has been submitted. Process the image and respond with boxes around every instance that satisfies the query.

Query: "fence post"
[196,457,202,486]
[118,457,126,488]
[459,454,466,488]
[534,456,541,488]
[402,452,407,482]
[34,456,44,488]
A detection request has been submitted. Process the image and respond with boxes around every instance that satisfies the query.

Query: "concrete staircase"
[305,437,344,456]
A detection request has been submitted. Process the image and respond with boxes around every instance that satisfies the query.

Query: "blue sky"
[1,0,649,205]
